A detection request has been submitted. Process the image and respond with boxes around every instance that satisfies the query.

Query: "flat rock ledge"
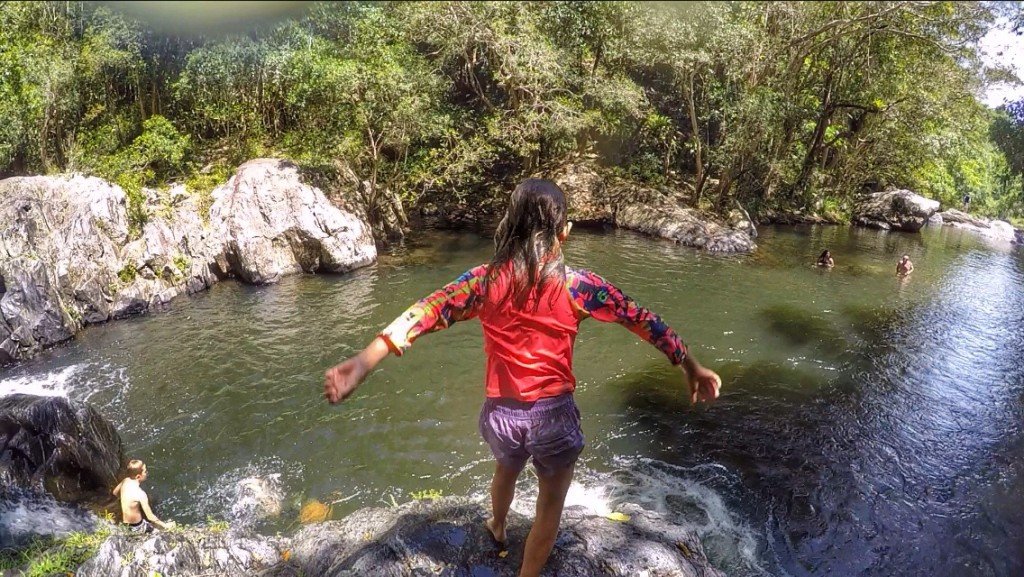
[0,158,376,365]
[615,204,756,253]
[76,497,723,577]
[548,162,756,253]
[928,209,1023,245]
[852,189,939,232]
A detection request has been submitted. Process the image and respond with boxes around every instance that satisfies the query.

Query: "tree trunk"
[685,71,706,204]
[793,74,835,200]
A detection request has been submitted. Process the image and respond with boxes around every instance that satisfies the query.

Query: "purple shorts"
[478,393,585,477]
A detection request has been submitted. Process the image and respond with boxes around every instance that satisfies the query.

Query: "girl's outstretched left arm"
[324,265,488,404]
[567,267,721,403]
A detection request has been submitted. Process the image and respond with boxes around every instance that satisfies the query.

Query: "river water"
[2,225,1022,576]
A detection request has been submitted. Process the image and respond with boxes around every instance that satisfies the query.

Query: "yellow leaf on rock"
[298,500,331,524]
[677,541,694,558]
[282,549,292,562]
[498,550,509,558]
[605,512,631,522]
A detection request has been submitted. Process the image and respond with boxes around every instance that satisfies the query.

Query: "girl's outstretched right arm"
[324,265,488,404]
[324,336,390,404]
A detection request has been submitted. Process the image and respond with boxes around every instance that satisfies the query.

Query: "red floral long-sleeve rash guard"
[379,264,687,402]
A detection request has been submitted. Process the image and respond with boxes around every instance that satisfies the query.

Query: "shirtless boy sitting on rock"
[112,459,175,534]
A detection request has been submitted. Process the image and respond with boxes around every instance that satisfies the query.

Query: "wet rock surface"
[0,394,124,504]
[930,209,1023,244]
[269,497,722,577]
[73,497,722,577]
[77,526,288,577]
[616,204,756,253]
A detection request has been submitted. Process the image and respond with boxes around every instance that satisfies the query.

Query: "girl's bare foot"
[486,517,507,545]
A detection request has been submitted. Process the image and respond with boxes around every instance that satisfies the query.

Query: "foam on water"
[0,493,98,548]
[603,458,768,575]
[493,458,769,577]
[182,458,299,529]
[0,364,81,398]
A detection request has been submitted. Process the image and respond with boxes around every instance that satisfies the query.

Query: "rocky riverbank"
[549,162,757,253]
[928,209,1024,245]
[0,158,376,366]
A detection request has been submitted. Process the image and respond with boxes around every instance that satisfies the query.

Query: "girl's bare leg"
[518,464,574,577]
[487,461,520,543]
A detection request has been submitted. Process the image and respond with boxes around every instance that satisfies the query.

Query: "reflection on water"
[1,224,1023,576]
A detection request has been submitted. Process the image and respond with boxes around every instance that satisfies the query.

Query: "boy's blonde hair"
[126,459,146,479]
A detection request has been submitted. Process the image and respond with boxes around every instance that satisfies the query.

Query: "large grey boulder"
[852,189,939,232]
[78,526,288,577]
[270,497,722,577]
[0,394,124,504]
[0,161,377,364]
[0,177,220,361]
[209,159,376,284]
[616,204,757,253]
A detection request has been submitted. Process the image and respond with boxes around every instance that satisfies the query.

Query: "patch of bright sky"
[979,18,1024,107]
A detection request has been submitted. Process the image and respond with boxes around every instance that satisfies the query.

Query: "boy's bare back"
[112,459,175,531]
[118,479,146,524]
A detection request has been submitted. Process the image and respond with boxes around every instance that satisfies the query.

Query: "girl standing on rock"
[323,178,721,577]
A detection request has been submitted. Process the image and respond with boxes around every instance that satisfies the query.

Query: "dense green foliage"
[2,1,1022,234]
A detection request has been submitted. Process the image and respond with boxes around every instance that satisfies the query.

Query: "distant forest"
[2,1,1023,234]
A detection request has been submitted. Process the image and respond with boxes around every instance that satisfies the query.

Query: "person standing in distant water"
[896,255,914,276]
[816,250,834,268]
[112,459,176,534]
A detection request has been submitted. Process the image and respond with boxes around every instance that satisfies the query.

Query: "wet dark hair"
[127,459,146,479]
[488,178,568,308]
[819,250,831,261]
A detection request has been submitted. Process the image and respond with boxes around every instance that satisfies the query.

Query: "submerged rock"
[0,394,124,504]
[230,474,284,526]
[210,159,376,284]
[852,189,939,232]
